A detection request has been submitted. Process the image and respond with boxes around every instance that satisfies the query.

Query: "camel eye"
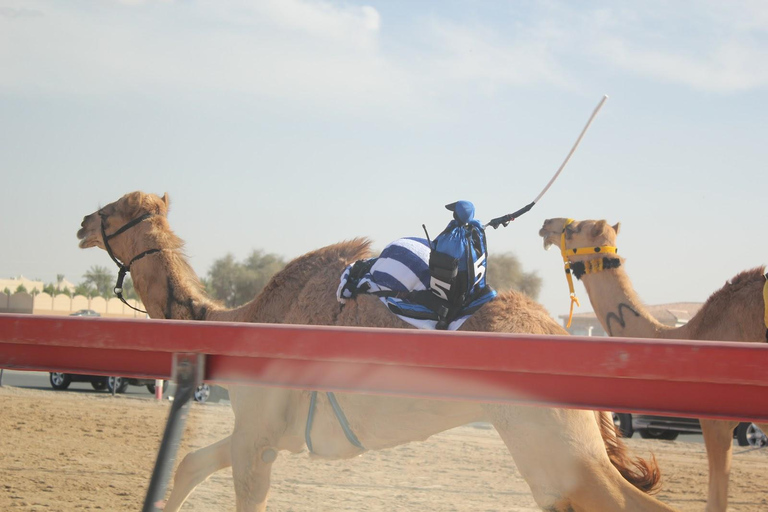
[98,205,115,217]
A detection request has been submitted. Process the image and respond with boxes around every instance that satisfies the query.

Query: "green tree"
[244,249,285,290]
[207,250,286,308]
[74,283,97,298]
[81,265,115,298]
[2,287,10,295]
[206,253,240,307]
[45,275,71,296]
[486,252,543,299]
[15,284,28,294]
[121,276,139,300]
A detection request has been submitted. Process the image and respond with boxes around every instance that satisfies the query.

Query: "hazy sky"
[2,0,767,323]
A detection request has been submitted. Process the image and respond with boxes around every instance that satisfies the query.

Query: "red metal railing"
[2,313,767,422]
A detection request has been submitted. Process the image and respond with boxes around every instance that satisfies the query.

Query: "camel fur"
[540,217,768,512]
[77,192,680,512]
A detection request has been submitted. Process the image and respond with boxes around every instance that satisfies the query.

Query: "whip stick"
[486,94,609,229]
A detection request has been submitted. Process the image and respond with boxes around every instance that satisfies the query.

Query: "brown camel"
[77,191,680,512]
[540,217,768,512]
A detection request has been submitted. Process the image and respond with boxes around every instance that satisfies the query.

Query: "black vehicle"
[48,372,165,394]
[612,412,767,447]
[48,372,218,402]
[51,310,212,401]
[70,309,101,317]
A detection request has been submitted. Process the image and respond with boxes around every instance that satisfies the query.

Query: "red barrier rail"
[1,313,767,422]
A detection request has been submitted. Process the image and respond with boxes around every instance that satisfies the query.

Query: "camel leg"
[231,428,280,512]
[228,387,296,512]
[700,419,739,512]
[484,405,677,511]
[163,436,232,512]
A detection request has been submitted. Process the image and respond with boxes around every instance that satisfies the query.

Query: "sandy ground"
[1,386,766,512]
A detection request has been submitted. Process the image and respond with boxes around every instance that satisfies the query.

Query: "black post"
[142,353,203,512]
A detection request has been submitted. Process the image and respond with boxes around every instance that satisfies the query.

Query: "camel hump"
[303,237,373,263]
[336,237,374,262]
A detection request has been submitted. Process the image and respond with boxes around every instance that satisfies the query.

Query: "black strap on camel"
[100,212,160,314]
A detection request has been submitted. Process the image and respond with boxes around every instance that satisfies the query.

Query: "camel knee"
[537,457,631,512]
[524,459,603,510]
[231,440,278,512]
[527,486,572,511]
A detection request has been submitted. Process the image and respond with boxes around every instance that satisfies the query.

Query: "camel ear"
[613,222,621,235]
[123,191,145,217]
[160,193,170,215]
[591,220,608,238]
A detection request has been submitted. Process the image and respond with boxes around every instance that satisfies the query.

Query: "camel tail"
[597,411,662,494]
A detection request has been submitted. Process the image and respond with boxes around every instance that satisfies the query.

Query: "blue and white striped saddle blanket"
[336,237,496,330]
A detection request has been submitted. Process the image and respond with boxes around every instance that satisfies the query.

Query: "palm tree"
[74,283,96,298]
[81,266,115,298]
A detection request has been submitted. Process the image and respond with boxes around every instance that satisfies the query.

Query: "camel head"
[77,191,170,252]
[539,218,621,258]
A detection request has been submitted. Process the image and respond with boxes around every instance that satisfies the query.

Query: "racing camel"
[540,217,768,512]
[77,191,680,511]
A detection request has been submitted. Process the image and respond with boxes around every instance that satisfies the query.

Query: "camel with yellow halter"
[540,217,768,512]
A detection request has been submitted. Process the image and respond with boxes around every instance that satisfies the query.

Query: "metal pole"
[142,353,203,512]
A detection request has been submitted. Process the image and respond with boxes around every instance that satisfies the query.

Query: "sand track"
[1,386,765,511]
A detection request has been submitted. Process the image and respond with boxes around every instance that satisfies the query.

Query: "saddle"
[337,201,496,330]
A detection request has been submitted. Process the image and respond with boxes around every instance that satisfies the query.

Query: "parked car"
[49,372,166,394]
[70,309,101,317]
[611,412,767,447]
[48,372,221,402]
[52,310,214,402]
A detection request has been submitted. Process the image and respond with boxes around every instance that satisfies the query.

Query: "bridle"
[559,218,619,328]
[100,211,161,314]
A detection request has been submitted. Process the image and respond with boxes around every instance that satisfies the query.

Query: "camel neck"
[108,223,220,321]
[577,262,674,338]
[129,249,214,320]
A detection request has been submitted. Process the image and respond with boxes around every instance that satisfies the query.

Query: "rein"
[559,218,619,328]
[100,212,160,314]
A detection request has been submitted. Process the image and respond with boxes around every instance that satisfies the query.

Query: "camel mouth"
[538,227,557,250]
[77,228,99,249]
[78,237,97,249]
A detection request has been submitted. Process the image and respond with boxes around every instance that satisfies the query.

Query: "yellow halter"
[559,218,618,328]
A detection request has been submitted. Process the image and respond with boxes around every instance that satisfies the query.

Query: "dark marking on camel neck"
[606,303,641,336]
[164,276,208,321]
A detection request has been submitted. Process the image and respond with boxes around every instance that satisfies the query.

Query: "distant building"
[56,278,77,293]
[0,276,76,294]
[0,276,44,294]
[561,302,704,336]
